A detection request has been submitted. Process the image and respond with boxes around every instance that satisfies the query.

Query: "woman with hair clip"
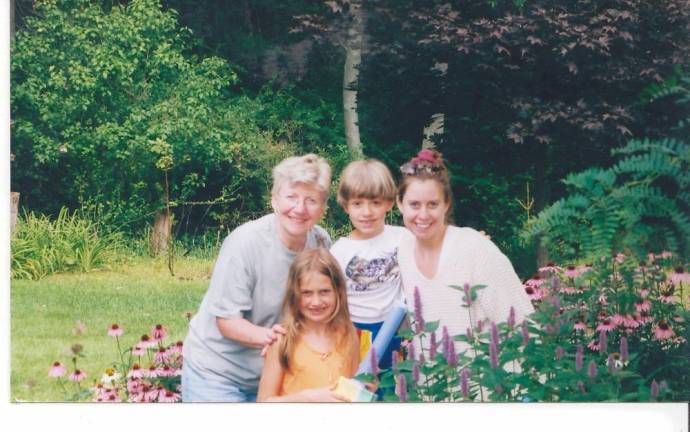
[396,149,534,354]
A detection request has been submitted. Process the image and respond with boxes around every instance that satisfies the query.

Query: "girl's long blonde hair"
[278,248,358,372]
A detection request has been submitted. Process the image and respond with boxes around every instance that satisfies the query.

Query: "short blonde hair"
[271,153,332,199]
[336,159,397,208]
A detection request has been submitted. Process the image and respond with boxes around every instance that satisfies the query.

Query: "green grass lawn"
[10,256,212,402]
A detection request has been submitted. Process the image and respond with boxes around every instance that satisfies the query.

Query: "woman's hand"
[260,324,287,357]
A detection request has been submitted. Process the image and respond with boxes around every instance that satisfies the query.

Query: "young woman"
[396,149,534,353]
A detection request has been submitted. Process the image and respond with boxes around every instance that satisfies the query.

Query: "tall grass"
[11,208,123,280]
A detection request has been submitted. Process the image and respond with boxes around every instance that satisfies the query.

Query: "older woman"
[182,154,332,402]
[396,149,534,353]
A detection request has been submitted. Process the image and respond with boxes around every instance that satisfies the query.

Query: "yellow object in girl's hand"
[333,376,376,402]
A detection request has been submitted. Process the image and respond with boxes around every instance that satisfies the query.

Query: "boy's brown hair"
[336,159,397,209]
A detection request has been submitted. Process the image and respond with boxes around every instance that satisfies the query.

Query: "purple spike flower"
[551,276,560,292]
[392,351,400,371]
[494,384,503,395]
[598,330,608,353]
[413,286,425,334]
[461,368,471,397]
[521,321,530,346]
[477,319,485,333]
[445,339,458,366]
[650,380,659,399]
[418,352,425,363]
[489,330,500,369]
[429,332,437,359]
[577,380,586,394]
[466,326,474,344]
[490,322,499,345]
[555,346,564,361]
[369,347,379,376]
[463,283,472,306]
[407,341,416,363]
[587,360,598,379]
[575,344,584,372]
[507,307,516,329]
[442,326,451,357]
[412,362,420,384]
[619,336,629,363]
[396,374,408,402]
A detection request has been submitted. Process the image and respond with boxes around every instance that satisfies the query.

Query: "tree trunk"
[422,63,447,149]
[10,192,20,233]
[343,0,364,159]
[11,0,15,39]
[151,210,172,256]
[422,113,445,149]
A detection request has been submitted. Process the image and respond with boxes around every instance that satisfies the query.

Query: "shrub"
[366,254,688,402]
[11,208,122,280]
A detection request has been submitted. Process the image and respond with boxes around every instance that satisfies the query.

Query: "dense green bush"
[11,208,122,280]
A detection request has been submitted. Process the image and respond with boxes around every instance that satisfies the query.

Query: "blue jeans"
[181,362,256,402]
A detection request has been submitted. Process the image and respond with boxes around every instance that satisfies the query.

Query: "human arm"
[257,338,347,403]
[216,318,285,350]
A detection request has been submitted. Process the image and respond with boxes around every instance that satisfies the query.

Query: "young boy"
[330,159,407,369]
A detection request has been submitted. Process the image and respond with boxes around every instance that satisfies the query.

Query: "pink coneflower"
[69,369,87,382]
[154,346,170,363]
[127,363,145,379]
[612,314,625,326]
[669,267,690,287]
[564,265,580,279]
[659,285,675,303]
[170,340,184,355]
[639,288,650,298]
[157,365,177,377]
[145,384,162,402]
[561,286,578,295]
[596,318,615,333]
[524,275,545,288]
[107,324,123,337]
[145,364,159,378]
[100,391,122,403]
[127,378,141,394]
[573,320,587,332]
[623,315,640,329]
[152,324,167,342]
[132,342,147,357]
[158,389,181,403]
[598,294,608,306]
[538,262,562,274]
[635,299,651,313]
[587,340,600,352]
[653,321,675,340]
[139,334,156,348]
[635,311,653,325]
[413,286,425,332]
[48,361,66,378]
[524,285,545,301]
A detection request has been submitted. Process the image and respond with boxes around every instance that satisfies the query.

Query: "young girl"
[257,248,360,402]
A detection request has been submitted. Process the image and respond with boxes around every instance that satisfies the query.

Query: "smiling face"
[298,270,337,325]
[271,182,326,249]
[397,178,450,244]
[344,197,394,240]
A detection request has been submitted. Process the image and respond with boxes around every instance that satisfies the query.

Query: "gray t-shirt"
[182,213,331,392]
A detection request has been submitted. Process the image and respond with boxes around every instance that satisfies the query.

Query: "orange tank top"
[279,336,350,396]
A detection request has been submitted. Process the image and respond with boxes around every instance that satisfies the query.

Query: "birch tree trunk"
[422,63,448,149]
[151,210,172,256]
[343,0,364,159]
[11,192,20,234]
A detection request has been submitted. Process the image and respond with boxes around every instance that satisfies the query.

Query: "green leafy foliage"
[522,137,690,262]
[11,208,122,280]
